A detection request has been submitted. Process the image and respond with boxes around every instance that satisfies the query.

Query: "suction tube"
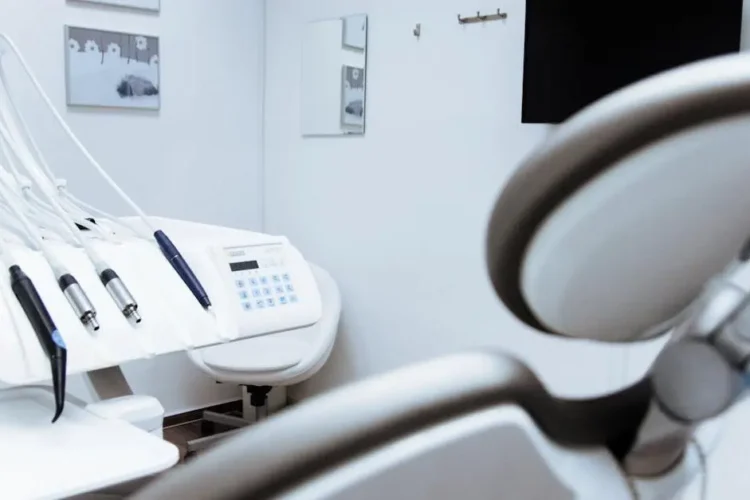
[9,265,67,422]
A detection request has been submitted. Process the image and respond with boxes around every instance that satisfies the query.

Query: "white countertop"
[0,387,178,499]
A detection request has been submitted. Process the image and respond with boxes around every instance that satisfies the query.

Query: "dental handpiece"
[59,274,99,331]
[153,230,211,309]
[9,265,67,422]
[100,268,141,323]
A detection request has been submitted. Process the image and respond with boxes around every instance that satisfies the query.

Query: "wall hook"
[458,9,508,25]
[413,23,421,39]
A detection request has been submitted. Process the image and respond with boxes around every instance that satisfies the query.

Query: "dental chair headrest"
[486,52,750,343]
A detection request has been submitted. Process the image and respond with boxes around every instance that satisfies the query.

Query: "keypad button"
[256,299,265,309]
[275,286,284,294]
[242,302,252,311]
[260,276,268,285]
[272,275,281,283]
[283,273,291,282]
[285,284,294,292]
[238,291,248,300]
[279,296,288,305]
[263,287,272,296]
[250,278,259,286]
[235,280,245,288]
[252,288,261,298]
[289,295,298,303]
[266,298,275,307]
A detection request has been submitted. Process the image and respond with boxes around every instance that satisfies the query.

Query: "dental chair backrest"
[134,52,750,499]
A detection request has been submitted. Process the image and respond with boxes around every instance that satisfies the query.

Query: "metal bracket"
[85,365,133,400]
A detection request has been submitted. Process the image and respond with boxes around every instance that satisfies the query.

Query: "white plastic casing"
[0,387,177,499]
[0,217,323,387]
[85,395,165,438]
[209,240,322,341]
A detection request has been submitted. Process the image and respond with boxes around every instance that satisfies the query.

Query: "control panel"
[225,243,300,312]
[232,268,297,311]
[214,240,322,339]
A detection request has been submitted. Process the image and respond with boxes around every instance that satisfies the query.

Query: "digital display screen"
[230,260,259,272]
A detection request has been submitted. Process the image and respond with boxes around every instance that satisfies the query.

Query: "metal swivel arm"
[625,255,750,476]
[653,259,750,424]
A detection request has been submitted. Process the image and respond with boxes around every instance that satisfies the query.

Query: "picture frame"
[342,14,367,51]
[70,0,160,12]
[65,26,160,110]
[341,65,365,129]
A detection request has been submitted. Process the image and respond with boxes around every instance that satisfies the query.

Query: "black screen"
[230,260,260,272]
[522,0,744,124]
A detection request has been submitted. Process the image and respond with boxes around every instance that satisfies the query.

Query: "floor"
[163,409,250,462]
[160,399,247,462]
[163,420,203,462]
[162,396,295,462]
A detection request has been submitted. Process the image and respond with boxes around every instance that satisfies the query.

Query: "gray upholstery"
[133,351,650,500]
[486,53,750,335]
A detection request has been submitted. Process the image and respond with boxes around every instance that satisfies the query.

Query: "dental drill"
[0,69,141,324]
[0,34,218,423]
[0,36,212,310]
[0,170,101,331]
[0,133,102,330]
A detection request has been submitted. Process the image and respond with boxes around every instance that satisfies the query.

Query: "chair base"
[204,411,250,429]
[186,385,275,454]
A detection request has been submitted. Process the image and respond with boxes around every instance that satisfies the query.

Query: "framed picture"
[341,65,365,129]
[342,14,367,50]
[65,26,160,110]
[71,0,160,11]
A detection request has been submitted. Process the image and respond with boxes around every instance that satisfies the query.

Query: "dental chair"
[185,263,341,452]
[134,52,750,499]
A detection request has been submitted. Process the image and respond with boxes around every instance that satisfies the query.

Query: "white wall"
[267,0,750,401]
[267,1,750,497]
[265,0,637,402]
[0,0,265,414]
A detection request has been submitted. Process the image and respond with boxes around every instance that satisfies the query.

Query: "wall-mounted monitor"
[522,0,744,124]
